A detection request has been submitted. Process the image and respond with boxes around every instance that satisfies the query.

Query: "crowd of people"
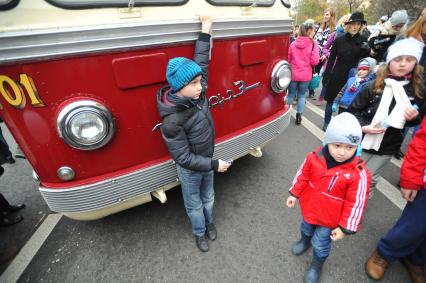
[287,7,426,283]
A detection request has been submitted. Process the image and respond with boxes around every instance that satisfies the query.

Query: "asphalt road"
[0,98,412,283]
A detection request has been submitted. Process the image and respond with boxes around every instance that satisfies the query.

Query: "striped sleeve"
[339,167,371,233]
[289,153,312,198]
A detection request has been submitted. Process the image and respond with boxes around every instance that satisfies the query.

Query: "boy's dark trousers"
[377,188,426,265]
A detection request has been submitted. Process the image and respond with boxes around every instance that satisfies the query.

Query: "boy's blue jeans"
[301,219,332,259]
[287,81,310,114]
[176,165,215,237]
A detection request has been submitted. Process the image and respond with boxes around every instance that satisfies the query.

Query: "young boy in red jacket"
[365,117,426,283]
[287,112,371,283]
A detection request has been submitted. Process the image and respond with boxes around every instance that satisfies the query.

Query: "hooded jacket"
[157,33,218,172]
[289,147,371,233]
[288,36,320,82]
[399,117,426,191]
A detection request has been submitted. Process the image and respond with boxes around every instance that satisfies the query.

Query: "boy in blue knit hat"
[157,16,231,252]
[287,112,371,283]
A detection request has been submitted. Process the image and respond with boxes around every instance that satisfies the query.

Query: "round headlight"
[57,100,115,150]
[280,0,291,8]
[271,60,292,93]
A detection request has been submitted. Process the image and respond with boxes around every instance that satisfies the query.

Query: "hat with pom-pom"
[166,57,202,91]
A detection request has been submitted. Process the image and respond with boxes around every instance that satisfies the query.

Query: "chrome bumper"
[39,107,291,219]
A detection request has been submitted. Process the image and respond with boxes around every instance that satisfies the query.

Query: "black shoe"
[206,223,217,241]
[195,235,209,252]
[0,215,23,226]
[5,203,25,213]
[304,256,325,283]
[6,156,15,164]
[291,234,311,256]
[295,113,302,125]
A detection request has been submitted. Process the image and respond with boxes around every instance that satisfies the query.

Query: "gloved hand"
[332,102,338,113]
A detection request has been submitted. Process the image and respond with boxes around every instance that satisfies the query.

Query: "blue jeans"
[323,101,333,130]
[288,81,309,114]
[301,219,332,259]
[318,85,327,98]
[176,165,215,237]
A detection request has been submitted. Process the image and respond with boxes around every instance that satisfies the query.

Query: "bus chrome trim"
[39,107,291,215]
[0,18,292,64]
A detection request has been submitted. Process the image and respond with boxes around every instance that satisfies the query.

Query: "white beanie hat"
[324,113,362,146]
[380,15,388,22]
[389,10,408,26]
[386,37,425,63]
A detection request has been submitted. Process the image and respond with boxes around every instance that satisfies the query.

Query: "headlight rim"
[57,100,115,151]
[271,60,292,93]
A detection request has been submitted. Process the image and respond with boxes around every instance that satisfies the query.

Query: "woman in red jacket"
[366,117,426,283]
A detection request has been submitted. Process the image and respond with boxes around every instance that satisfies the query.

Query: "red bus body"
[0,0,292,220]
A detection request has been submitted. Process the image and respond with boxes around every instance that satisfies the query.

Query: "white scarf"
[361,78,410,151]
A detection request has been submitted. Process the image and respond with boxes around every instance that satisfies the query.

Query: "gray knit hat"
[389,10,408,26]
[324,113,362,146]
[358,57,377,73]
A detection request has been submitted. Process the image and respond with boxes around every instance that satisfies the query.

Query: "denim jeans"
[318,85,327,98]
[300,219,332,260]
[323,101,333,130]
[288,81,310,114]
[176,165,215,237]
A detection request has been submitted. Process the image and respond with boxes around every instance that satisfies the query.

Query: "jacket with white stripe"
[289,147,371,234]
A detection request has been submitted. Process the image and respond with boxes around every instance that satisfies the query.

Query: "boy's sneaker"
[195,235,209,252]
[206,223,217,241]
[365,250,389,281]
[401,257,426,283]
[291,234,311,256]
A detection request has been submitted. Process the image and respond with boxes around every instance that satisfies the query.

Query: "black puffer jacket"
[157,33,218,172]
[348,78,425,155]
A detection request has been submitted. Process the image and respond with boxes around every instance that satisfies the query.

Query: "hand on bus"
[217,159,231,172]
[200,15,213,34]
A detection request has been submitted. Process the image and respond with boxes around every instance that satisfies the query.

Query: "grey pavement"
[1,99,412,282]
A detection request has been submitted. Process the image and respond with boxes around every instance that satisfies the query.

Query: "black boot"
[296,113,302,125]
[206,223,217,241]
[291,233,311,256]
[304,256,326,283]
[195,235,209,252]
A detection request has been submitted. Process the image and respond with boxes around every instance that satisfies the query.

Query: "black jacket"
[157,33,218,172]
[348,79,425,155]
[323,32,370,102]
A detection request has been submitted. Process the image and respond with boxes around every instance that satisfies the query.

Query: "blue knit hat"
[166,57,202,91]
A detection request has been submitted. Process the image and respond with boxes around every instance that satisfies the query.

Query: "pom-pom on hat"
[389,10,408,26]
[358,57,377,73]
[386,37,425,64]
[324,113,362,146]
[166,57,202,91]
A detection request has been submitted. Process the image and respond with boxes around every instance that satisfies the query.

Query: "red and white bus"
[0,0,292,220]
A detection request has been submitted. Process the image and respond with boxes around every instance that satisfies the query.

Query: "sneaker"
[206,223,217,241]
[365,250,389,281]
[401,257,426,283]
[195,235,209,252]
